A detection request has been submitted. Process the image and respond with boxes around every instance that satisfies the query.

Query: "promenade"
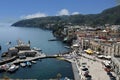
[63,50,116,80]
[72,62,81,80]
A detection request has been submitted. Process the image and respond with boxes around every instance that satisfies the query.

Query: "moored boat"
[32,47,42,51]
[8,64,19,72]
[26,61,32,66]
[0,66,4,72]
[0,64,10,71]
[31,61,36,64]
[64,46,70,49]
[20,62,26,67]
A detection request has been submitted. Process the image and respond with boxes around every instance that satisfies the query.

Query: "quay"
[72,63,81,80]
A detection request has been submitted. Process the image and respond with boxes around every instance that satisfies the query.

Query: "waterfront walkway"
[62,50,116,80]
[0,48,115,80]
[72,63,81,80]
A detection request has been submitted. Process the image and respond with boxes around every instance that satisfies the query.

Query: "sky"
[0,0,117,23]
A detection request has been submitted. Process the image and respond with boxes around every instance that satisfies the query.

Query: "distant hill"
[12,5,120,29]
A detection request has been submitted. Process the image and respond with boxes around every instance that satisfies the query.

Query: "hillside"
[12,5,120,29]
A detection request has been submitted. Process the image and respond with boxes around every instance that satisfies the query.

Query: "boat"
[26,61,32,66]
[32,47,42,51]
[0,66,5,72]
[61,77,71,80]
[64,46,70,49]
[8,64,19,72]
[48,39,58,41]
[31,61,36,64]
[1,52,8,57]
[64,77,70,80]
[0,64,10,71]
[20,63,26,67]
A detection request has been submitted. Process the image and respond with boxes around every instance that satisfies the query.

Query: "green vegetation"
[12,5,120,29]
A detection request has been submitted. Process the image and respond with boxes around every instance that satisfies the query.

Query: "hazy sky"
[0,0,116,22]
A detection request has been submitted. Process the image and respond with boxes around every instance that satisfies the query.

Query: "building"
[8,47,18,56]
[111,56,120,80]
[15,44,30,51]
[113,43,120,57]
[18,50,37,57]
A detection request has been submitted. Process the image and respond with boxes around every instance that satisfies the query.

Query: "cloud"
[72,12,79,15]
[21,12,47,19]
[57,9,70,16]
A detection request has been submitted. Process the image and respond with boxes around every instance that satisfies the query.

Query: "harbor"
[0,26,73,79]
[0,31,117,80]
[0,27,118,80]
[0,39,81,80]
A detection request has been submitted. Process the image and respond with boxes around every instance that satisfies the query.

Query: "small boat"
[0,66,5,72]
[20,63,26,67]
[8,64,19,72]
[1,64,10,71]
[64,46,70,49]
[1,52,8,57]
[48,39,58,41]
[60,77,71,80]
[26,61,32,66]
[31,61,36,64]
[32,47,42,51]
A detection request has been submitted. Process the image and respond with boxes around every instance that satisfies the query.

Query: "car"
[82,67,88,71]
[110,76,116,80]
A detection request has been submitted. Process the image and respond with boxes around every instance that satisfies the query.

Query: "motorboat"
[0,64,10,71]
[31,61,36,64]
[64,46,70,49]
[20,63,26,67]
[8,64,19,72]
[26,61,32,66]
[0,66,4,72]
[32,47,42,51]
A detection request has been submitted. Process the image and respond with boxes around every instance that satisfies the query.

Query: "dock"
[12,54,46,64]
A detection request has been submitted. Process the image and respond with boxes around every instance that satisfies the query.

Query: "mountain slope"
[12,5,120,29]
